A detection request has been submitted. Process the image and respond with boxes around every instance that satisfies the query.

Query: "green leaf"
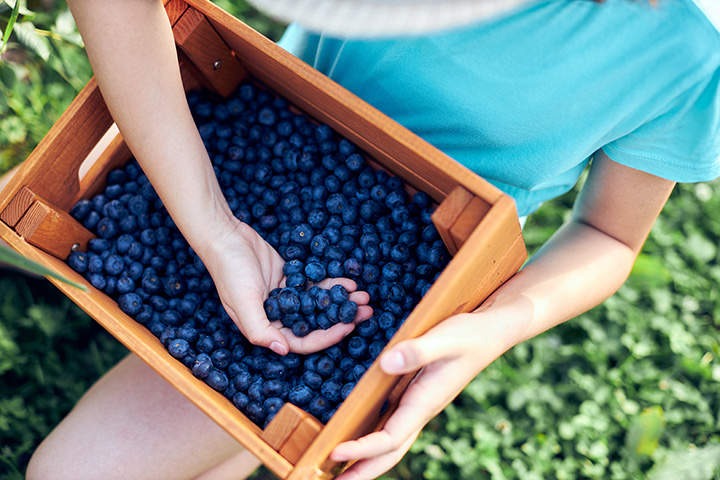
[630,253,671,286]
[0,0,20,54]
[625,406,665,457]
[0,245,87,290]
[648,444,720,480]
[51,8,83,47]
[0,115,26,143]
[685,231,717,263]
[11,22,49,61]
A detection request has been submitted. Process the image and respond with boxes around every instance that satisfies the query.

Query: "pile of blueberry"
[66,80,450,428]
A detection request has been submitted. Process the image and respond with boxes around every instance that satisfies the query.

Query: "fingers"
[316,277,357,292]
[280,322,356,354]
[224,298,290,356]
[331,360,460,464]
[354,304,373,324]
[334,432,419,480]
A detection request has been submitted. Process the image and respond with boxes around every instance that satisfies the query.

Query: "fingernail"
[270,341,288,356]
[381,350,405,372]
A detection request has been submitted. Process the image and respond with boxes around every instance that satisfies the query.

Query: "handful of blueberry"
[66,80,450,427]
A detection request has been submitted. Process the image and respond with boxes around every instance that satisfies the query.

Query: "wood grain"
[0,220,295,477]
[75,132,133,205]
[261,403,308,451]
[14,198,95,260]
[173,8,247,97]
[280,416,322,465]
[0,78,113,214]
[0,1,528,478]
[431,186,474,255]
[164,0,189,26]
[449,196,492,251]
[0,186,38,228]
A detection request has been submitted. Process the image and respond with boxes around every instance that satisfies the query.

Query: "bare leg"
[26,354,261,480]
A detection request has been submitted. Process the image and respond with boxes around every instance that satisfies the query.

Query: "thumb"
[379,322,465,375]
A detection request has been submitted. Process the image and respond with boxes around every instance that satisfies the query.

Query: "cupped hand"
[200,219,371,356]
[331,305,525,480]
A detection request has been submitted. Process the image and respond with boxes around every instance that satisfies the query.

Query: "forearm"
[478,217,637,352]
[67,0,235,255]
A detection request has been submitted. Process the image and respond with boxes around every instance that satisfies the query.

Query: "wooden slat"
[164,0,189,26]
[182,0,504,205]
[291,197,526,478]
[0,78,113,214]
[261,403,308,451]
[0,186,38,228]
[431,186,474,255]
[75,133,133,205]
[173,7,247,97]
[280,416,323,465]
[14,198,95,260]
[449,196,492,252]
[0,220,294,478]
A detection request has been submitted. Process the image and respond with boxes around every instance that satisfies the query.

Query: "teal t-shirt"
[278,0,720,216]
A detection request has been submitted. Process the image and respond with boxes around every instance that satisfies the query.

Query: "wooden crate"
[0,1,527,478]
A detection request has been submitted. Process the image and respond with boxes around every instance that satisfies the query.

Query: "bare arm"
[332,151,676,479]
[66,0,367,354]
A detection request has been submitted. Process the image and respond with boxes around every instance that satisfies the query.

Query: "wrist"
[471,293,535,352]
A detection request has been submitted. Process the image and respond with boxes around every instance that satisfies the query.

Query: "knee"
[25,439,62,480]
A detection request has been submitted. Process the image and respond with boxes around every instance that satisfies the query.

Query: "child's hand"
[200,219,372,356]
[330,301,527,480]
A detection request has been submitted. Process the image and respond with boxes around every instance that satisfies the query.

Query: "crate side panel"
[0,78,113,213]
[181,0,503,206]
[293,198,525,474]
[0,222,293,478]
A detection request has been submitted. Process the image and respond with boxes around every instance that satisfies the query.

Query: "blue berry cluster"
[66,80,450,428]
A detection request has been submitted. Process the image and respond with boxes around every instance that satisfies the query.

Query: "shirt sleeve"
[603,67,720,183]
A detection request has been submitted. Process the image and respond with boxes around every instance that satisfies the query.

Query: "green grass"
[1,2,719,479]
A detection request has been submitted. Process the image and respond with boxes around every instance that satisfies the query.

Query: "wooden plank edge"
[0,222,294,478]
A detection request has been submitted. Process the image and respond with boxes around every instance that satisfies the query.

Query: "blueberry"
[286,273,307,290]
[288,384,313,406]
[245,401,267,425]
[232,392,250,410]
[264,297,281,321]
[168,338,190,358]
[205,369,229,392]
[118,293,142,316]
[103,254,123,276]
[89,273,107,290]
[96,218,119,239]
[67,251,89,273]
[329,285,349,304]
[300,292,316,315]
[343,258,363,278]
[211,349,232,369]
[348,336,369,358]
[233,370,253,391]
[277,288,301,314]
[304,261,326,283]
[292,321,310,337]
[70,199,92,220]
[321,380,343,403]
[338,301,358,324]
[316,313,333,330]
[188,353,212,379]
[263,397,285,417]
[307,395,330,418]
[82,210,101,230]
[283,259,305,275]
[315,290,332,311]
[316,356,335,377]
